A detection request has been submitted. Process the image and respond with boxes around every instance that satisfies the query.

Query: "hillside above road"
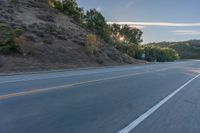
[0,0,144,72]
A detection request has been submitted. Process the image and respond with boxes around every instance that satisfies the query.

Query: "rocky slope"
[0,0,144,72]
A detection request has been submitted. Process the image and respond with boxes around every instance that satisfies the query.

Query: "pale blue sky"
[77,0,200,43]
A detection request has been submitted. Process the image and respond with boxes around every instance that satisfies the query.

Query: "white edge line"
[118,74,200,133]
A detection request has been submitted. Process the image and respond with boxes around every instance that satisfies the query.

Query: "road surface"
[0,60,200,133]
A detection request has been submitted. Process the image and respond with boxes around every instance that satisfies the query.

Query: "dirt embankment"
[0,0,145,72]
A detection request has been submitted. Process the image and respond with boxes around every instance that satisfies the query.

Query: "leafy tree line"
[49,0,179,62]
[148,40,200,59]
[142,46,180,62]
[49,0,142,45]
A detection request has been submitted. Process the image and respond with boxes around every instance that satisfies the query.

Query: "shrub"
[143,46,179,62]
[0,42,16,54]
[115,43,144,59]
[10,0,18,4]
[84,34,98,55]
[0,23,25,54]
[15,27,25,37]
[0,24,16,54]
[14,35,36,56]
[48,0,57,7]
[157,48,180,62]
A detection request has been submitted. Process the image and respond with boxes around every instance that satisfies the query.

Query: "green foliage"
[110,24,143,45]
[10,0,18,4]
[0,39,16,54]
[115,44,144,59]
[53,0,84,23]
[51,1,142,45]
[158,48,180,62]
[120,25,143,45]
[143,46,179,62]
[150,40,200,59]
[0,24,15,54]
[15,27,25,37]
[0,23,24,54]
[116,43,179,62]
[49,0,178,62]
[110,23,144,58]
[84,34,99,55]
[84,9,111,42]
[110,23,121,43]
[48,0,57,7]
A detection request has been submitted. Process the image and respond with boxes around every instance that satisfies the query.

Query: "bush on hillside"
[115,44,144,59]
[84,34,99,55]
[14,35,36,56]
[0,23,26,54]
[0,24,17,54]
[10,0,19,4]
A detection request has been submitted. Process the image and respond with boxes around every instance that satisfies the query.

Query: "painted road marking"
[0,62,191,85]
[0,66,182,100]
[118,74,200,133]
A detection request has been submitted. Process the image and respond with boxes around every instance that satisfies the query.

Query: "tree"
[121,25,143,45]
[53,0,84,23]
[84,9,109,38]
[110,23,121,42]
[110,24,143,46]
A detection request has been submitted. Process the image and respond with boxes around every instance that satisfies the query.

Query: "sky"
[77,0,200,43]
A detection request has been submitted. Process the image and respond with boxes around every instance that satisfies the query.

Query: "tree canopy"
[110,24,143,45]
[49,0,179,62]
[52,0,84,23]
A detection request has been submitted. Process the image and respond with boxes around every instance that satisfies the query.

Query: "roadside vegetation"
[48,0,179,62]
[0,0,179,62]
[149,40,200,59]
[142,46,180,62]
[84,34,99,55]
[0,23,26,54]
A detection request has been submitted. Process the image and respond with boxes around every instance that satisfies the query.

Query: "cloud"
[129,25,145,29]
[126,0,140,8]
[96,6,102,12]
[171,30,200,35]
[107,22,200,29]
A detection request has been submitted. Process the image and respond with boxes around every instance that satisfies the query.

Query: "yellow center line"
[0,66,182,100]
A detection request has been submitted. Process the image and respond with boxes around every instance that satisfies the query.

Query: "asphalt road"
[0,60,200,133]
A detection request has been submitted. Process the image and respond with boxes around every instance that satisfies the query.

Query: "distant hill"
[0,0,144,72]
[148,40,200,59]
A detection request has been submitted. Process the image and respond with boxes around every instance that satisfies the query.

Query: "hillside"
[0,0,144,72]
[148,40,200,59]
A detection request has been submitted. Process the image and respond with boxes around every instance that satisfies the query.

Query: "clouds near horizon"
[77,0,200,43]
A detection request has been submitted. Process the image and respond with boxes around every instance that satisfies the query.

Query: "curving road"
[0,60,200,133]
